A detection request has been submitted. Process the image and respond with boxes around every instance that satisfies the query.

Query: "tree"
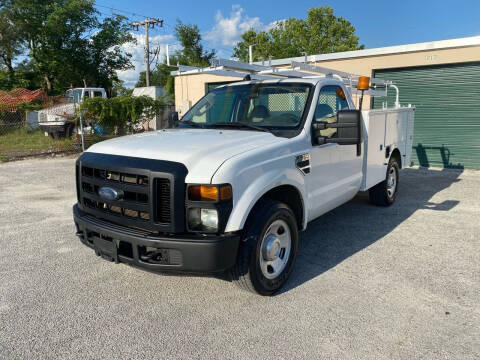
[136,63,176,89]
[173,21,215,67]
[0,7,23,86]
[3,0,134,93]
[136,21,214,100]
[233,6,364,62]
[68,14,135,90]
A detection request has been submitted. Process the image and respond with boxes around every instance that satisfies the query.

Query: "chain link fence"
[0,100,175,162]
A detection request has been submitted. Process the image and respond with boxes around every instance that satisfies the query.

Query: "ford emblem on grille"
[98,187,123,201]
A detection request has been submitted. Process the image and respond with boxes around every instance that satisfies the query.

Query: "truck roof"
[69,88,106,91]
[214,77,330,89]
[173,59,392,98]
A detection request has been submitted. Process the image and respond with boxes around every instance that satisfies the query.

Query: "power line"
[95,3,151,20]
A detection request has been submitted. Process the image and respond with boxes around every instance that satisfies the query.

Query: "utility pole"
[166,44,170,66]
[131,18,163,87]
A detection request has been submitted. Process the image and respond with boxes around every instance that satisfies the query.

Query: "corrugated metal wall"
[373,62,480,169]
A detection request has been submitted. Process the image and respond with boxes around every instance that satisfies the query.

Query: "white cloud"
[117,33,174,88]
[204,5,265,48]
[117,6,277,87]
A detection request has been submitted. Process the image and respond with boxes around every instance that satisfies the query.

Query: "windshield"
[66,89,82,103]
[180,83,312,130]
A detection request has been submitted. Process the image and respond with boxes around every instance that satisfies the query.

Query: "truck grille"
[76,153,188,233]
[155,178,171,223]
[79,164,171,231]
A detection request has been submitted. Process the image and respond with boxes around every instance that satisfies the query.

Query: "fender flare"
[224,168,308,232]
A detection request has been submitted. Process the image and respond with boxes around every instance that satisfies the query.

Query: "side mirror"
[336,110,361,144]
[313,110,362,148]
[168,111,179,128]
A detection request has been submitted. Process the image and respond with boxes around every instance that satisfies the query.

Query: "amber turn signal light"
[357,76,370,91]
[188,185,232,201]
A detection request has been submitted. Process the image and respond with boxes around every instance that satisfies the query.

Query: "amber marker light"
[357,76,370,91]
[188,185,233,202]
[336,87,346,100]
[220,185,233,200]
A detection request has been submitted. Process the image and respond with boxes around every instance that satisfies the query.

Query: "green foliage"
[111,79,133,97]
[80,95,165,133]
[0,6,23,85]
[72,14,135,90]
[136,63,176,88]
[0,0,134,93]
[233,6,364,62]
[173,21,215,67]
[136,21,215,101]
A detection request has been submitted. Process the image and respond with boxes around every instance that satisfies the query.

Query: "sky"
[94,0,480,87]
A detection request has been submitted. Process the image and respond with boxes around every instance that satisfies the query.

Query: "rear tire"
[230,200,298,296]
[369,156,400,206]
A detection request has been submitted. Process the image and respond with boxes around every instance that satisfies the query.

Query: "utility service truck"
[73,59,414,295]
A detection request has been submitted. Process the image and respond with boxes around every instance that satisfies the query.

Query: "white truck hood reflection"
[86,128,283,183]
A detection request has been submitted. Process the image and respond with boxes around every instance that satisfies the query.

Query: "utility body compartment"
[360,107,415,191]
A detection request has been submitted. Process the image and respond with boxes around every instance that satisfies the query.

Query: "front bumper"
[73,205,240,273]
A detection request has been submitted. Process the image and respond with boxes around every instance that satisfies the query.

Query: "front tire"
[230,200,298,295]
[369,156,400,206]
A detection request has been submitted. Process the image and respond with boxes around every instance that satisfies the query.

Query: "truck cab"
[73,60,413,295]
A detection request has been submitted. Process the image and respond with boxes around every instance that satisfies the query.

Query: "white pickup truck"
[38,87,107,139]
[73,60,414,295]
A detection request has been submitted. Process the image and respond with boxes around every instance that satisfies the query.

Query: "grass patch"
[0,128,77,159]
[0,128,124,161]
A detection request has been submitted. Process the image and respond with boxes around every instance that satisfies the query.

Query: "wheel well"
[251,185,304,229]
[391,148,402,168]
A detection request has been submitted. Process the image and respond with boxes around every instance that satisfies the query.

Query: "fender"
[222,167,308,233]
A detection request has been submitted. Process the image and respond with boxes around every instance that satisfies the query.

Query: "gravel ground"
[0,157,479,360]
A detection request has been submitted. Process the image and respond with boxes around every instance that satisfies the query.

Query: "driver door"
[306,84,363,220]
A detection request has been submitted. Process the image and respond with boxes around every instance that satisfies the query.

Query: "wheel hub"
[262,234,281,261]
[387,166,397,198]
[259,219,292,279]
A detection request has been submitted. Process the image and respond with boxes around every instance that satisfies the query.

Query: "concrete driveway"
[0,157,478,360]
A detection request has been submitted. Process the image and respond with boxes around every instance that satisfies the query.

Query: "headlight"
[186,183,232,233]
[187,208,218,231]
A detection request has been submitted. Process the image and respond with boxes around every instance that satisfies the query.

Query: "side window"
[93,91,103,98]
[315,85,349,138]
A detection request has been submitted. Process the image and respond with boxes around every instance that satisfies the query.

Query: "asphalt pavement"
[0,157,479,359]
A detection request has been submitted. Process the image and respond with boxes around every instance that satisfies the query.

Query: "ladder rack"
[172,58,395,98]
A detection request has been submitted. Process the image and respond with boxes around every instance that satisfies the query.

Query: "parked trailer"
[73,59,414,295]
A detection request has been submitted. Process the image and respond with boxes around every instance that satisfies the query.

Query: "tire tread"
[229,199,297,295]
[369,157,399,206]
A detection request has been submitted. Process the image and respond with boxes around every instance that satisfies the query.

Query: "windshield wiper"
[209,122,272,133]
[180,120,204,128]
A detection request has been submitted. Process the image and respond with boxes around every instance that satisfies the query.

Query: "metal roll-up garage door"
[373,62,480,169]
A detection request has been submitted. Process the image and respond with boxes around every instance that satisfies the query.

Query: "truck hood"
[86,128,284,183]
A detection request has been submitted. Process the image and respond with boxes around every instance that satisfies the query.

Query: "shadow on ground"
[127,167,462,292]
[278,167,462,294]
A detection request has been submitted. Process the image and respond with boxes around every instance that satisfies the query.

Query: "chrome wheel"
[259,219,291,279]
[387,166,397,199]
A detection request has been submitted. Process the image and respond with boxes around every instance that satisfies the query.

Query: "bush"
[80,95,165,134]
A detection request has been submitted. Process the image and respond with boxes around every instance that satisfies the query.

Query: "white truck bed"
[360,107,415,191]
